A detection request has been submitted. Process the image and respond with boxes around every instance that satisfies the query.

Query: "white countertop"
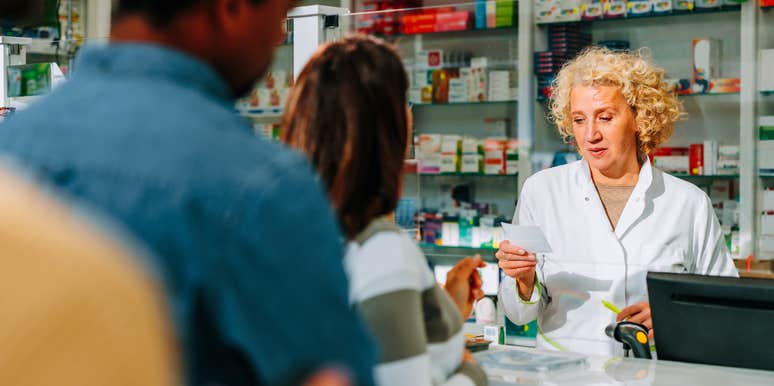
[477,345,774,386]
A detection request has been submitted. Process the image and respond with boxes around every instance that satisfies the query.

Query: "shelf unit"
[756,3,774,260]
[419,243,498,263]
[534,5,742,26]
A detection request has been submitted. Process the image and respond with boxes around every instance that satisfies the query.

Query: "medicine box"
[717,145,739,175]
[760,49,774,92]
[581,1,604,20]
[604,0,628,18]
[673,0,694,10]
[763,189,774,212]
[762,214,774,236]
[695,0,722,8]
[692,38,720,94]
[419,50,444,69]
[556,0,582,22]
[627,0,653,17]
[535,0,560,24]
[759,140,774,173]
[651,0,673,13]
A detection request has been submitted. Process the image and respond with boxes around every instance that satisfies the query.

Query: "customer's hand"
[495,240,537,301]
[463,349,477,364]
[618,302,654,339]
[302,368,351,386]
[445,255,486,320]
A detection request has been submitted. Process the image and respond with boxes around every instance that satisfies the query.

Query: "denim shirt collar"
[74,42,233,102]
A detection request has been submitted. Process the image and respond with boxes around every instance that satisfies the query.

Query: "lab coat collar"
[575,156,654,238]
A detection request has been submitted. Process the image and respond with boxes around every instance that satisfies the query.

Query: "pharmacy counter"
[476,345,774,386]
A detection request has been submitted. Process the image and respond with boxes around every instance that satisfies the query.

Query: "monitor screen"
[647,272,774,371]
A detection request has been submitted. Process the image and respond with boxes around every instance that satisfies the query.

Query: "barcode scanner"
[605,321,653,359]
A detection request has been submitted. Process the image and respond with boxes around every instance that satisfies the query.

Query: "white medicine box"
[760,49,774,92]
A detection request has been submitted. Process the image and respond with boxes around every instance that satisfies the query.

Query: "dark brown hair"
[282,34,409,239]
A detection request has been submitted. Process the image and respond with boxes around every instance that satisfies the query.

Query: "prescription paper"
[501,223,553,254]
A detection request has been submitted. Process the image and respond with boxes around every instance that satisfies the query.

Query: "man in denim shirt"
[0,1,375,385]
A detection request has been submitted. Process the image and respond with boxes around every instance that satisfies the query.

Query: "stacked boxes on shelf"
[400,7,472,34]
[415,134,518,175]
[652,147,690,174]
[535,24,592,100]
[357,0,516,36]
[408,54,517,104]
[419,209,508,248]
[664,38,740,95]
[357,0,422,36]
[476,0,518,29]
[536,0,743,24]
[417,134,442,174]
[651,143,738,176]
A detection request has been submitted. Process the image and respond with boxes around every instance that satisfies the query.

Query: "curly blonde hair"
[549,47,683,155]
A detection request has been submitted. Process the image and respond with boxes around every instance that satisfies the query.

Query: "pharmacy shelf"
[26,39,60,56]
[411,172,519,178]
[373,26,518,40]
[536,5,741,26]
[419,243,498,262]
[673,174,740,179]
[680,91,740,97]
[412,100,517,107]
[238,108,284,123]
[536,91,737,103]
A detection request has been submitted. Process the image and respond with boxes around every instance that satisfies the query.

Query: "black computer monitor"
[647,272,774,371]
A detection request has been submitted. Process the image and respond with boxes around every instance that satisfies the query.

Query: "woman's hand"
[463,349,477,364]
[618,302,654,339]
[444,255,487,320]
[495,240,537,301]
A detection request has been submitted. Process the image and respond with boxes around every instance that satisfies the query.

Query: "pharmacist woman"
[496,47,738,356]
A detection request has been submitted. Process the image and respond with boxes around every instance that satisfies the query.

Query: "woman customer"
[282,35,488,386]
[496,47,737,356]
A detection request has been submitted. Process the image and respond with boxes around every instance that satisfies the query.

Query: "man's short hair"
[114,0,264,27]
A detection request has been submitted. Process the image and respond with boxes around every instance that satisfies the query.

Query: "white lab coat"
[499,158,738,356]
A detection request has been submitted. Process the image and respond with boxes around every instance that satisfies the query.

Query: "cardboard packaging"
[703,140,718,175]
[760,49,774,92]
[690,143,704,175]
[692,38,720,94]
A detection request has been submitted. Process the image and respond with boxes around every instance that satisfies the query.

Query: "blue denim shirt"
[0,43,375,386]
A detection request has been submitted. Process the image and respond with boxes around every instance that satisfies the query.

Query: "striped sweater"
[344,219,488,386]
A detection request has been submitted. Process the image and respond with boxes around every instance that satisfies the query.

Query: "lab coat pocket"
[640,245,688,273]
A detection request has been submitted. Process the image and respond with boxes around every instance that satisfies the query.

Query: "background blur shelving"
[419,243,498,262]
[412,100,518,106]
[411,172,519,177]
[535,4,742,26]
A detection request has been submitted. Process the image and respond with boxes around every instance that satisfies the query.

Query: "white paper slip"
[501,223,552,254]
